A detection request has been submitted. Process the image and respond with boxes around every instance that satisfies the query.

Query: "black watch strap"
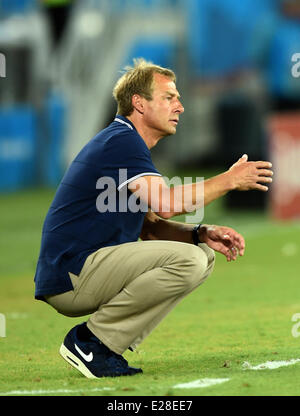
[192,224,202,246]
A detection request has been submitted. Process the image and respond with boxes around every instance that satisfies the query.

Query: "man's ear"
[132,94,144,114]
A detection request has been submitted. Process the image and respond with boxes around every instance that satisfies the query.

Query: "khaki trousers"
[46,240,215,355]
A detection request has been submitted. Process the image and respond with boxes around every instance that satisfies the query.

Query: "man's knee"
[177,244,215,292]
[205,245,216,269]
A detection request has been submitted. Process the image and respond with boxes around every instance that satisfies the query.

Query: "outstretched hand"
[198,224,245,262]
[228,154,273,192]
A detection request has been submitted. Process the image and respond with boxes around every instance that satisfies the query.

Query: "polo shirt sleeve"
[103,131,162,191]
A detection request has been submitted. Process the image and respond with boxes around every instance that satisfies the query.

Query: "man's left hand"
[198,224,245,261]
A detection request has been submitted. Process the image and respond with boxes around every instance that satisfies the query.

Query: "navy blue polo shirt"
[34,115,161,300]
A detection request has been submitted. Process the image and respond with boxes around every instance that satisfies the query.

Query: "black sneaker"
[59,323,143,378]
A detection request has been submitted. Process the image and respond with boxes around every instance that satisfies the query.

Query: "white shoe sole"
[59,343,97,379]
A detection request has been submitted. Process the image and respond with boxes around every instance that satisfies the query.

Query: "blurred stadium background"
[0,0,300,216]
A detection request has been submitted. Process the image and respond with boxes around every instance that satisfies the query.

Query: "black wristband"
[192,224,202,246]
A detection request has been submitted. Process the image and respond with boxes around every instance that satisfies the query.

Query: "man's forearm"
[170,171,234,215]
[202,170,234,205]
[140,210,195,243]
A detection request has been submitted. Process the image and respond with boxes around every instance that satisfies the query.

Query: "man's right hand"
[227,154,273,192]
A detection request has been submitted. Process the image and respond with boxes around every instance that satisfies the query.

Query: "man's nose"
[175,101,184,114]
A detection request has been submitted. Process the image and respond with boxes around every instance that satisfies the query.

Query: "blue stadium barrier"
[122,37,177,70]
[0,106,37,192]
[0,0,37,16]
[185,0,276,78]
[108,0,179,13]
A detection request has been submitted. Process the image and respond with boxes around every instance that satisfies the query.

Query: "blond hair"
[112,58,176,116]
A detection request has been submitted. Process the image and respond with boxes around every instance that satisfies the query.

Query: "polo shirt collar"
[114,115,137,131]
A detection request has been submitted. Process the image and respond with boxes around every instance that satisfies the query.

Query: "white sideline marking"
[0,387,115,396]
[173,378,230,389]
[242,358,300,370]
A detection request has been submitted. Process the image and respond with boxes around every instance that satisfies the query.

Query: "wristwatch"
[192,224,202,246]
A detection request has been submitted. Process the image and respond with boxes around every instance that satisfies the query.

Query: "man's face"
[141,73,184,137]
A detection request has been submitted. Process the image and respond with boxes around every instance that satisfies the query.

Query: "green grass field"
[1,182,300,397]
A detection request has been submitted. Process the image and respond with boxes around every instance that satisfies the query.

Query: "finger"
[256,176,273,184]
[229,246,238,260]
[224,248,232,261]
[239,154,248,162]
[226,247,236,261]
[254,161,272,169]
[233,235,245,256]
[255,183,269,191]
[230,154,248,169]
[257,169,273,177]
[236,237,245,256]
[221,235,238,261]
